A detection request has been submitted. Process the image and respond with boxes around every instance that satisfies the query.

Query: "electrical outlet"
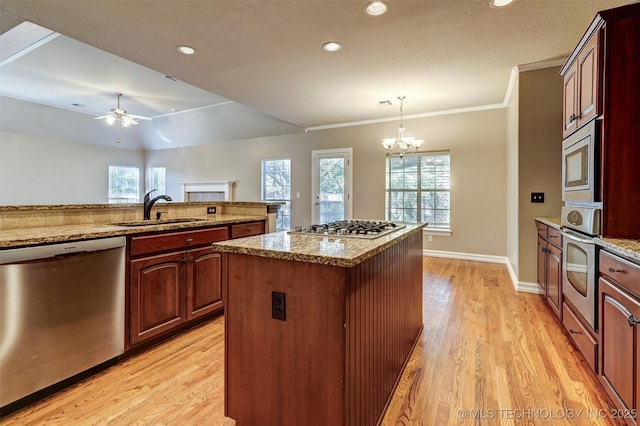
[531,192,545,203]
[272,291,286,321]
[207,206,217,214]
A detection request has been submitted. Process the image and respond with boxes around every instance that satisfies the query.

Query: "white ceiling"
[0,0,634,150]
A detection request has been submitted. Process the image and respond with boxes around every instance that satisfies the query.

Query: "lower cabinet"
[127,226,232,348]
[599,250,640,424]
[186,246,224,320]
[536,221,563,319]
[130,251,187,346]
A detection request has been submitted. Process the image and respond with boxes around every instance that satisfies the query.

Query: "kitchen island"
[211,223,425,426]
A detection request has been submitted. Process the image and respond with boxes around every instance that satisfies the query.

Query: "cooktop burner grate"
[288,220,405,239]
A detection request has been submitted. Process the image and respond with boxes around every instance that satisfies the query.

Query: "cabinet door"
[186,246,224,320]
[577,34,599,127]
[599,277,640,412]
[563,60,579,138]
[130,251,186,346]
[546,243,562,319]
[537,237,548,295]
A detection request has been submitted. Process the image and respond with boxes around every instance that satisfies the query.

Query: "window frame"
[108,165,140,204]
[261,158,292,231]
[146,167,166,195]
[385,151,451,233]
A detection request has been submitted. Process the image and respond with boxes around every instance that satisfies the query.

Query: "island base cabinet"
[600,279,640,425]
[224,230,423,426]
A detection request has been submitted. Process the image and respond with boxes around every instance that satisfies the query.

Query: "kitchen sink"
[113,218,208,227]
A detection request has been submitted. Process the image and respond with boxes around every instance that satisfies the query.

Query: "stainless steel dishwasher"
[0,236,125,408]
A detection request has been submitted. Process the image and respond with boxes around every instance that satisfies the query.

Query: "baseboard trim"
[423,249,544,295]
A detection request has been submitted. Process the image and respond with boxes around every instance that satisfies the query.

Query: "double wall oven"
[561,206,600,330]
[560,118,601,332]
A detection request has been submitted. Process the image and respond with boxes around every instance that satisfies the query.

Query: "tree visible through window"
[108,166,139,203]
[385,152,450,228]
[262,159,291,230]
[147,167,166,194]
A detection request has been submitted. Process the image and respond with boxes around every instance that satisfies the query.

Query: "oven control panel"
[561,206,600,236]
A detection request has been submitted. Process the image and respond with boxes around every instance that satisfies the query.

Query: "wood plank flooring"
[1,257,624,425]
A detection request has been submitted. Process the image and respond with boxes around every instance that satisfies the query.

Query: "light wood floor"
[1,257,624,425]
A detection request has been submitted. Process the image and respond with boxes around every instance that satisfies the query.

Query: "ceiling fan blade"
[128,114,152,121]
[94,114,112,120]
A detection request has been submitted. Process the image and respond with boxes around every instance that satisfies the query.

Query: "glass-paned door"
[311,148,352,224]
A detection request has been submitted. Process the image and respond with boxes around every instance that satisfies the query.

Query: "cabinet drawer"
[536,222,548,239]
[231,221,265,239]
[547,227,563,249]
[131,227,229,257]
[600,250,640,298]
[563,302,597,372]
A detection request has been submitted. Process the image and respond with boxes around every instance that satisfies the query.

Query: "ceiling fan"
[94,92,152,128]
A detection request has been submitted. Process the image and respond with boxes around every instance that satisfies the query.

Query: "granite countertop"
[0,215,265,249]
[211,223,426,268]
[596,238,640,264]
[536,217,640,264]
[0,201,282,212]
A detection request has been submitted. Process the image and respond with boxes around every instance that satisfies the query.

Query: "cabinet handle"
[189,256,194,263]
[182,256,187,264]
[608,267,622,273]
[185,238,194,243]
[542,247,548,253]
[628,315,639,327]
[568,329,580,334]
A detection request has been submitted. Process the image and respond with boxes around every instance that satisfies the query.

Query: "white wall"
[0,131,145,204]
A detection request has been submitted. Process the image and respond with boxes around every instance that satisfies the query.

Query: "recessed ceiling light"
[176,45,197,55]
[491,0,516,7]
[365,1,388,16]
[322,41,342,52]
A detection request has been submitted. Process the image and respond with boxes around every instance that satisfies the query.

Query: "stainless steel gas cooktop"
[288,220,404,239]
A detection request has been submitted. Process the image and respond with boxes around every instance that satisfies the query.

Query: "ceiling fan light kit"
[94,92,152,142]
[95,92,151,126]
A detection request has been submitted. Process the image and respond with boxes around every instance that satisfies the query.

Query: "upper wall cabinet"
[561,2,640,239]
[562,32,600,139]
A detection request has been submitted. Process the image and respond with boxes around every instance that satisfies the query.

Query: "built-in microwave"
[562,119,600,204]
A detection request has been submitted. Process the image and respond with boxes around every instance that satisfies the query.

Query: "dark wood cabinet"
[130,251,186,346]
[127,226,232,348]
[599,250,640,424]
[546,243,562,317]
[561,3,640,238]
[562,31,600,139]
[186,246,224,320]
[230,221,265,239]
[536,221,562,320]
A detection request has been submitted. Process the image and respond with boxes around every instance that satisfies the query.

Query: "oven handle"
[562,229,595,245]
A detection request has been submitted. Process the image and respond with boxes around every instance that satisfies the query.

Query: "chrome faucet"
[143,189,173,220]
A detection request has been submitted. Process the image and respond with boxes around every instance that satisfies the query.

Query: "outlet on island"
[272,291,286,321]
[207,206,217,214]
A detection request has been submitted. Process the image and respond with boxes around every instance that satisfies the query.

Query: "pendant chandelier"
[381,96,423,156]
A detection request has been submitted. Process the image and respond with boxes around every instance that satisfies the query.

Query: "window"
[147,167,166,194]
[108,166,139,203]
[262,159,291,230]
[385,152,450,229]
